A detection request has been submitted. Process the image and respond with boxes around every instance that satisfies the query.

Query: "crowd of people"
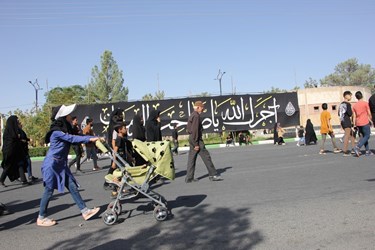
[296,90,374,157]
[4,88,371,225]
[0,100,224,225]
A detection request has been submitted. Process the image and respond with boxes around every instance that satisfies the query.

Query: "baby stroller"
[95,139,175,225]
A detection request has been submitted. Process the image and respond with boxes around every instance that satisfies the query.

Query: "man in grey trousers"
[185,101,223,183]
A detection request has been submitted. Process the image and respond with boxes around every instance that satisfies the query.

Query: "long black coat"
[132,115,146,142]
[305,119,317,145]
[1,116,26,181]
[145,110,162,142]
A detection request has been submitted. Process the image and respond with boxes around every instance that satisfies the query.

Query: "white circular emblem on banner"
[285,102,296,116]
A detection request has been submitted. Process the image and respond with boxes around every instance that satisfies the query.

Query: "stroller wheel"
[103,210,118,225]
[107,201,122,215]
[153,205,169,221]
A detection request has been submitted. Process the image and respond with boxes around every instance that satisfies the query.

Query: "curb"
[20,132,354,162]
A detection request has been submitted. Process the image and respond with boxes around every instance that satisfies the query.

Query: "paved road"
[1,140,375,250]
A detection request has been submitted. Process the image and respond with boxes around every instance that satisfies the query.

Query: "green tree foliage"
[87,50,128,103]
[13,106,51,146]
[264,86,289,93]
[320,58,375,89]
[45,85,87,107]
[142,90,165,101]
[198,92,211,97]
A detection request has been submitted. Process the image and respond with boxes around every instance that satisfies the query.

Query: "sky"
[0,0,374,114]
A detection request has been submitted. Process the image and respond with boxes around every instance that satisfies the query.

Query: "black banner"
[72,92,299,138]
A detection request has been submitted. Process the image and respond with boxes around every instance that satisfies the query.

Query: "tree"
[197,92,211,97]
[264,86,289,93]
[142,90,165,101]
[87,50,128,103]
[13,106,51,147]
[304,77,319,88]
[320,58,375,89]
[45,85,87,107]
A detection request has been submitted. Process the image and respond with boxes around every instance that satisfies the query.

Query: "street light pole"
[215,69,226,96]
[28,79,42,112]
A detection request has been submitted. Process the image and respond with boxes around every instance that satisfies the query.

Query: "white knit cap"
[55,104,77,119]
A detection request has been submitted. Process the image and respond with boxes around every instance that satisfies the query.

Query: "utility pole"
[214,69,225,96]
[28,79,42,112]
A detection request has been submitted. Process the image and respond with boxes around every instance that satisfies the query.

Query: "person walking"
[145,110,162,142]
[273,123,278,145]
[171,124,179,155]
[0,115,30,187]
[296,126,305,146]
[18,121,38,182]
[277,123,286,145]
[68,116,84,173]
[319,103,341,154]
[353,91,372,157]
[36,104,101,227]
[185,101,222,183]
[81,118,101,171]
[338,91,356,156]
[305,119,318,145]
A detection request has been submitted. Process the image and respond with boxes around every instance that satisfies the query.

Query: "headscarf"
[145,110,162,142]
[305,119,313,131]
[44,106,73,144]
[132,114,146,141]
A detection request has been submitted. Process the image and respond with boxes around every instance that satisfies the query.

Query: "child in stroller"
[96,139,175,225]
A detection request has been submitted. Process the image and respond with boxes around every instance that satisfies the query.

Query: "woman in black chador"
[145,110,162,142]
[0,115,29,186]
[132,114,146,142]
[131,114,148,166]
[305,119,318,145]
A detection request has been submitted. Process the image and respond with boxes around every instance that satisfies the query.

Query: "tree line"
[2,54,374,147]
[265,58,375,93]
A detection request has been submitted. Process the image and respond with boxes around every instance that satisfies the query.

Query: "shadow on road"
[48,204,263,250]
[0,197,93,230]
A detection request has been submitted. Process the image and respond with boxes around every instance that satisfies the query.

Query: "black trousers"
[172,139,179,154]
[0,160,27,183]
[186,137,217,181]
[69,144,82,170]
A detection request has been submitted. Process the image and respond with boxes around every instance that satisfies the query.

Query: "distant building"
[298,86,372,127]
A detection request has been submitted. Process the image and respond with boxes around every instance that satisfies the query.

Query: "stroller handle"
[95,140,109,153]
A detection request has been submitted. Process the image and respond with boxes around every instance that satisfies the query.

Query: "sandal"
[319,150,326,155]
[82,207,100,221]
[37,217,57,227]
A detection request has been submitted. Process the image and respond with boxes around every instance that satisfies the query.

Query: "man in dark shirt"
[185,101,222,183]
[68,116,83,172]
[339,91,355,156]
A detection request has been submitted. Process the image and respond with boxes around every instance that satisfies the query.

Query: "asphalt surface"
[1,140,375,250]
